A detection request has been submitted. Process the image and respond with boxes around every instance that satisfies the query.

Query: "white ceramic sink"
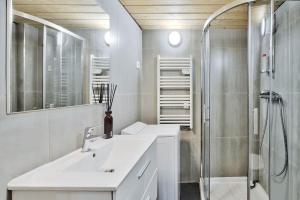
[8,135,157,191]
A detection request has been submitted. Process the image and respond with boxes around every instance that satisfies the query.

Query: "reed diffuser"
[104,83,117,139]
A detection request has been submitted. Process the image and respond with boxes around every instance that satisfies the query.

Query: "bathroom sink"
[8,135,157,191]
[67,137,150,173]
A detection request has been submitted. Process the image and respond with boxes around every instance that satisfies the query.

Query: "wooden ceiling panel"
[13,5,105,13]
[32,13,110,20]
[132,13,247,20]
[125,5,246,14]
[13,0,98,5]
[142,24,246,29]
[119,0,248,29]
[137,19,247,26]
[13,0,109,29]
[121,0,234,5]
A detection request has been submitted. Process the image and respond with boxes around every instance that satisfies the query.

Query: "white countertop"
[121,122,180,137]
[142,124,180,137]
[8,135,157,192]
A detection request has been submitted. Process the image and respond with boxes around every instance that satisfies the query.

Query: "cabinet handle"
[137,160,151,179]
[145,196,151,200]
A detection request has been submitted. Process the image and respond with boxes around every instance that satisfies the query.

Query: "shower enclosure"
[201,0,300,199]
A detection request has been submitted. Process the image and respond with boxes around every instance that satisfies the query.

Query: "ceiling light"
[168,31,181,47]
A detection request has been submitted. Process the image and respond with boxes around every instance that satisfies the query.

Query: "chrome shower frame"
[200,1,275,200]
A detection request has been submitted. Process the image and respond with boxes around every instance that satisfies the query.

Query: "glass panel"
[248,1,272,200]
[44,27,61,108]
[208,5,249,200]
[10,17,44,112]
[61,32,84,107]
[270,1,300,200]
[44,29,84,108]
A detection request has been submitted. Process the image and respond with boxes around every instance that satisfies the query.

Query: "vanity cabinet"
[10,137,158,200]
[114,141,157,200]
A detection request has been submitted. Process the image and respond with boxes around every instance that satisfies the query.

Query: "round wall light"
[168,31,181,47]
[104,31,111,46]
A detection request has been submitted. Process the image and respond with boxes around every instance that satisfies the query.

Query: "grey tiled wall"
[262,2,300,200]
[209,29,249,177]
[0,1,142,200]
[142,29,248,181]
[141,30,202,182]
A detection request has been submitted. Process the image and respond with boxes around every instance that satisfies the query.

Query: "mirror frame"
[6,0,12,114]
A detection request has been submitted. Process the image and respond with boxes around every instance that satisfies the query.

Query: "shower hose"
[259,97,288,178]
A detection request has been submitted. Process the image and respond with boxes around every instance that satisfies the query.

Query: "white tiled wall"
[0,0,142,200]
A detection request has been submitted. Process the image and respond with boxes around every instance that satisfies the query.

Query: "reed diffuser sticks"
[92,83,106,104]
[106,83,117,112]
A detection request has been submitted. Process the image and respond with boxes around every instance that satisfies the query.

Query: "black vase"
[104,111,113,139]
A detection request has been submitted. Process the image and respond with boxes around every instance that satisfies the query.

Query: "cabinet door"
[114,142,157,200]
[157,137,176,200]
[142,169,158,200]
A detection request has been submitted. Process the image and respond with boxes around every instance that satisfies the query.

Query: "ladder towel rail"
[90,55,110,104]
[157,55,193,129]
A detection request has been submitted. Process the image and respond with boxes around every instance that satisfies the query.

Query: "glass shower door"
[201,5,249,200]
[44,26,84,108]
[44,26,61,109]
[248,1,273,200]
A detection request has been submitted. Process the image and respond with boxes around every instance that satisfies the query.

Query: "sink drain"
[104,169,115,173]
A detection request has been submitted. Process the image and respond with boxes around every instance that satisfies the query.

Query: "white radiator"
[90,55,110,104]
[157,55,193,129]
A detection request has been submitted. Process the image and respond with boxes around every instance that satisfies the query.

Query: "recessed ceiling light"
[168,31,181,47]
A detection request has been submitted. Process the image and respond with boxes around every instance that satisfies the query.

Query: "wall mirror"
[7,0,111,114]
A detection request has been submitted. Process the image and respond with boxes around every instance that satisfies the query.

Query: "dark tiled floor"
[180,183,201,200]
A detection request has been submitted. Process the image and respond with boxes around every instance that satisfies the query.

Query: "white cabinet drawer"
[115,142,157,200]
[142,169,158,200]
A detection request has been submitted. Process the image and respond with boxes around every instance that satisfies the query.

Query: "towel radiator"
[157,55,193,129]
[90,55,110,104]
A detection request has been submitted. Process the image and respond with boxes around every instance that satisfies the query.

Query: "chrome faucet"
[82,126,100,152]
